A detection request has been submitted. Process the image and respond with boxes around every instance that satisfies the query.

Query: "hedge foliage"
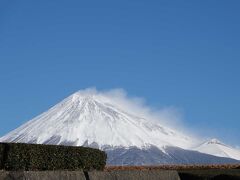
[0,143,5,169]
[0,142,107,171]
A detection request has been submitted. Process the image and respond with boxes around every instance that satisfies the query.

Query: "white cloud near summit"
[77,87,200,143]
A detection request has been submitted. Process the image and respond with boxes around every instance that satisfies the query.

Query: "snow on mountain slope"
[1,90,239,164]
[106,145,239,165]
[194,139,240,160]
[0,90,192,150]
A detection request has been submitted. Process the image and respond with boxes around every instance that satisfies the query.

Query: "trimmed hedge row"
[0,142,107,171]
[0,143,5,169]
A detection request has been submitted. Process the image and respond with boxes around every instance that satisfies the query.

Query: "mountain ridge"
[1,90,240,164]
[0,91,192,150]
[194,138,240,160]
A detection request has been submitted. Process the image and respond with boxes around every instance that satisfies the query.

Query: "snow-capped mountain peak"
[0,90,239,164]
[194,138,240,160]
[0,91,192,150]
[205,138,226,145]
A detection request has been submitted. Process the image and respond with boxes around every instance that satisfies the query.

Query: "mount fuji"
[0,90,239,165]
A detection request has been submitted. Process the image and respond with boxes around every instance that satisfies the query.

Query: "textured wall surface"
[89,170,180,180]
[2,169,240,180]
[0,171,86,180]
[0,170,180,180]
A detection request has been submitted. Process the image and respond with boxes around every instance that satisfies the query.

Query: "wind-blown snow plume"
[1,88,240,164]
[0,88,194,149]
[81,88,194,138]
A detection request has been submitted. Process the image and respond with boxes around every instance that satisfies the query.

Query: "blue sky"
[0,1,240,146]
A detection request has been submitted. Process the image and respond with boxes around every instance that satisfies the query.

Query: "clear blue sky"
[0,1,240,146]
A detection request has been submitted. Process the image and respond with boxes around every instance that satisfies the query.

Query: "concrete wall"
[0,170,86,180]
[0,170,180,180]
[1,169,240,180]
[89,170,180,180]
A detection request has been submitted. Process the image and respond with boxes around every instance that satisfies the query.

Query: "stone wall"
[0,171,86,180]
[0,170,180,180]
[89,170,180,180]
[2,169,240,180]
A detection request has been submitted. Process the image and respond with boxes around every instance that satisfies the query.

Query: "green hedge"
[0,143,5,169]
[0,143,106,171]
